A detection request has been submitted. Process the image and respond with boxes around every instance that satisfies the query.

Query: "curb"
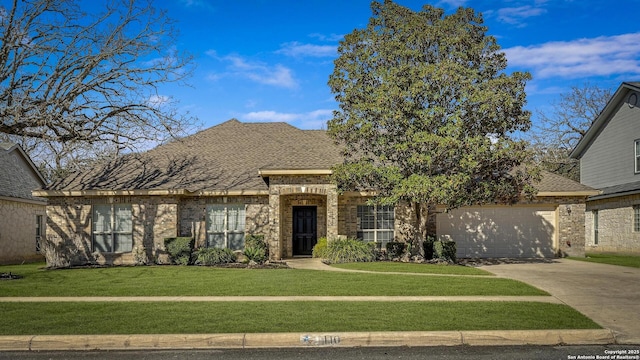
[0,329,616,351]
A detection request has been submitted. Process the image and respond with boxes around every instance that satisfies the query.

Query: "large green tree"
[328,0,538,250]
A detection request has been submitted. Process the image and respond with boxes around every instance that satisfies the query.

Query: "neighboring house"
[0,142,47,264]
[570,81,640,254]
[34,119,596,266]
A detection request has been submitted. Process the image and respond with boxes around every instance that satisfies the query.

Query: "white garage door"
[436,206,556,258]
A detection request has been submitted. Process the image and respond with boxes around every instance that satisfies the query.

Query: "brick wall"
[585,194,640,254]
[0,198,46,264]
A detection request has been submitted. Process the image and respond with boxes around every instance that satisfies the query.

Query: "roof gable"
[570,82,640,160]
[0,142,47,201]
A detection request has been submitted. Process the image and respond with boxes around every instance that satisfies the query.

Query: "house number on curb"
[300,334,341,346]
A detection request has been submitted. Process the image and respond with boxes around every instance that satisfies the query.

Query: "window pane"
[93,234,112,252]
[228,232,245,250]
[207,233,225,248]
[227,206,246,232]
[378,230,394,242]
[207,205,225,232]
[358,231,375,242]
[93,205,112,233]
[114,234,133,252]
[114,205,132,232]
[357,205,375,230]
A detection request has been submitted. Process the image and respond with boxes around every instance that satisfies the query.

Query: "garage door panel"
[436,206,556,258]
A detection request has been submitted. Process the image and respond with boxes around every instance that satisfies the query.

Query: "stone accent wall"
[585,194,640,254]
[267,175,338,259]
[0,198,46,264]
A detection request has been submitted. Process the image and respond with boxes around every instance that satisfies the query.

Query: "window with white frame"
[92,204,133,253]
[635,140,640,173]
[634,206,640,233]
[206,204,246,250]
[357,205,394,246]
[35,215,44,253]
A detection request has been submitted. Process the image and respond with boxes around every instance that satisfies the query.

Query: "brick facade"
[585,194,640,254]
[42,178,591,266]
[0,198,46,264]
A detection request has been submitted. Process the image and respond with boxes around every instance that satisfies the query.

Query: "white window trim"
[206,204,246,249]
[635,139,640,173]
[92,204,133,253]
[35,215,44,253]
[357,204,395,244]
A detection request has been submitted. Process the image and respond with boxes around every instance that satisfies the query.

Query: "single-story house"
[0,142,47,264]
[34,119,597,266]
[570,81,640,254]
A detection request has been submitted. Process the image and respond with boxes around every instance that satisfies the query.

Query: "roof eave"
[258,169,333,176]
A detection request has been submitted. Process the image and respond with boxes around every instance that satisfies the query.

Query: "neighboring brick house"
[570,82,640,254]
[34,119,597,266]
[0,142,47,264]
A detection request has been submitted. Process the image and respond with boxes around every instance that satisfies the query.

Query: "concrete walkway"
[0,257,634,350]
[480,259,640,345]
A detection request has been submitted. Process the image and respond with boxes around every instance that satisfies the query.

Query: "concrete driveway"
[480,259,640,344]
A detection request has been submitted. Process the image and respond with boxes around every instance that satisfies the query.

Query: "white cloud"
[204,51,299,89]
[504,33,640,79]
[309,33,344,42]
[147,95,170,108]
[436,0,468,8]
[240,109,334,129]
[277,42,337,57]
[492,5,547,25]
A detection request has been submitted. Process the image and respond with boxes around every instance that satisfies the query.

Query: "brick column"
[326,187,338,239]
[268,191,282,259]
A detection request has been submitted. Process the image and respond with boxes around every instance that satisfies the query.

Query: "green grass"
[0,301,599,335]
[569,253,640,268]
[0,263,547,297]
[331,262,492,275]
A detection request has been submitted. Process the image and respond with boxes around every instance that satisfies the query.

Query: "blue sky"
[152,0,640,131]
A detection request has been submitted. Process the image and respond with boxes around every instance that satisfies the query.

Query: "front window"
[635,140,640,173]
[634,206,640,233]
[206,204,246,250]
[593,210,599,245]
[357,205,394,246]
[92,204,133,253]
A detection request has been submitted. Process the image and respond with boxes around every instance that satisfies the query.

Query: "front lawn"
[0,262,547,297]
[569,253,640,268]
[331,262,492,275]
[0,301,599,335]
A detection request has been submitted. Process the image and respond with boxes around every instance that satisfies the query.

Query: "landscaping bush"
[385,241,406,259]
[194,247,237,265]
[164,237,194,265]
[243,235,269,264]
[433,240,457,263]
[312,237,328,259]
[321,237,377,264]
[423,236,435,260]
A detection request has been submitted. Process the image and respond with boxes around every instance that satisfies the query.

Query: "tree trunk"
[413,202,429,257]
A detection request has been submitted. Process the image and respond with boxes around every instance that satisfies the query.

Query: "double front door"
[292,206,317,256]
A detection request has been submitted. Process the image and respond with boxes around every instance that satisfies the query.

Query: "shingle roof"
[45,119,594,196]
[47,120,344,192]
[0,142,47,201]
[534,170,597,194]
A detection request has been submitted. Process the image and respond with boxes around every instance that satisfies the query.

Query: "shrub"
[194,247,237,265]
[433,240,457,263]
[312,237,328,259]
[243,234,269,264]
[321,237,377,264]
[385,241,406,259]
[423,236,435,260]
[164,237,194,265]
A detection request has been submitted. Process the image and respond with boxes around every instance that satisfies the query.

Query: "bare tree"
[529,83,613,181]
[0,0,197,180]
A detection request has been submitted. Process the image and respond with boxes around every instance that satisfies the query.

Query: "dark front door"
[293,206,317,256]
